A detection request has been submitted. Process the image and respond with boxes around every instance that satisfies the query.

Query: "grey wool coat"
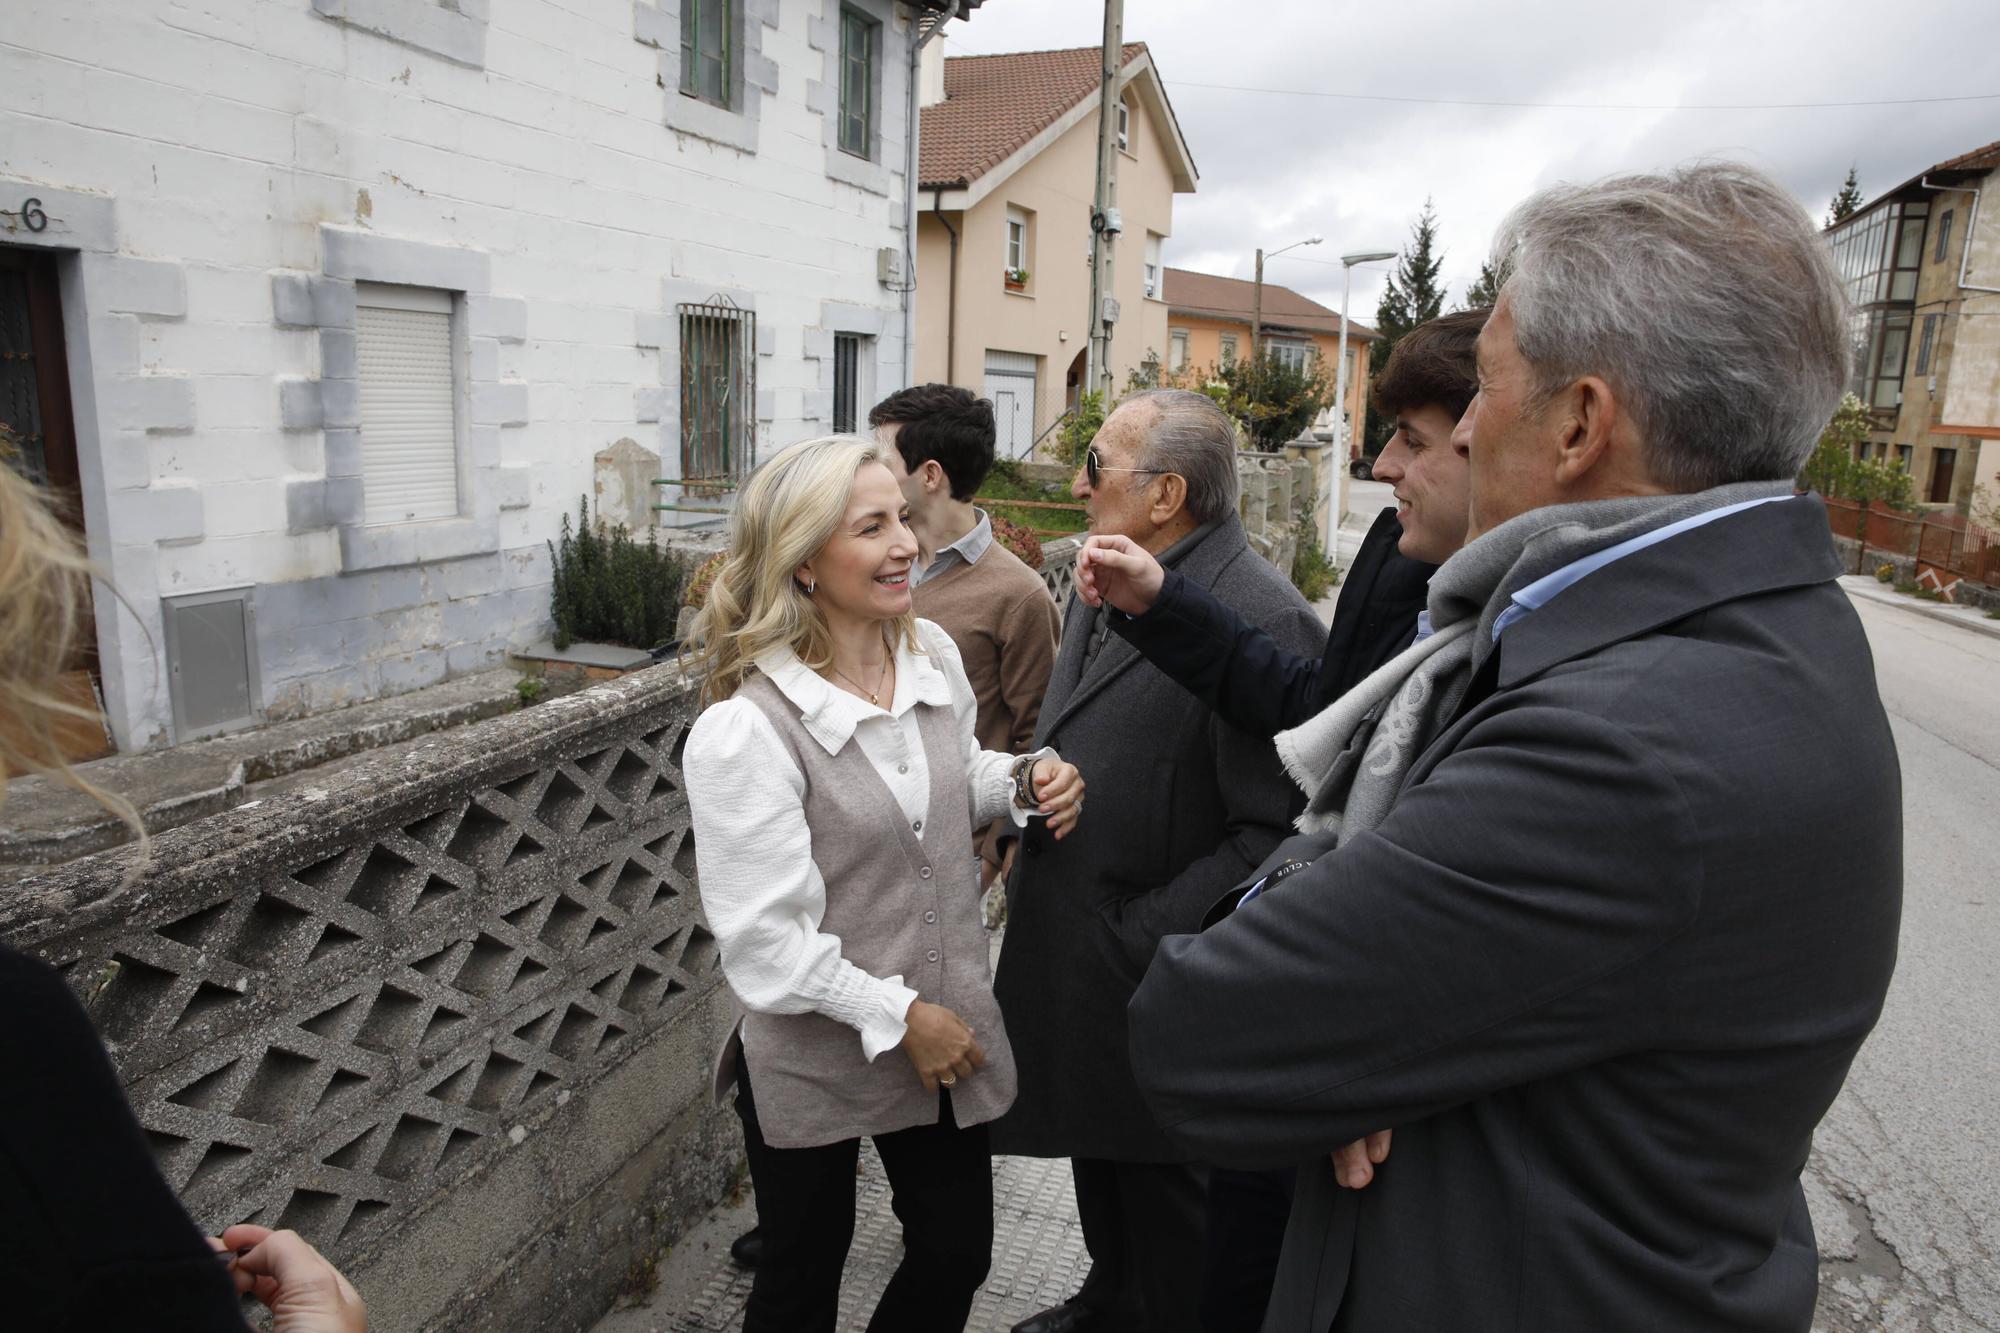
[990,513,1325,1163]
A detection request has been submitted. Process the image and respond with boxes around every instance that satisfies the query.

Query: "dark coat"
[1112,507,1434,737]
[1,944,249,1330]
[1128,496,1904,1332]
[991,515,1325,1163]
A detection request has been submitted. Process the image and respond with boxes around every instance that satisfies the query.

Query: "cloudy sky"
[940,0,2000,323]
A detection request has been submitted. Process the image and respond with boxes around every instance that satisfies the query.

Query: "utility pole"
[1084,0,1124,401]
[1250,246,1265,405]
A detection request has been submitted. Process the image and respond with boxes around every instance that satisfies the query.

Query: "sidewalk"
[1839,574,2000,642]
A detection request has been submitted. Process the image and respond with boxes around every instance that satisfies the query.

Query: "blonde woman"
[683,436,1084,1333]
[0,448,366,1331]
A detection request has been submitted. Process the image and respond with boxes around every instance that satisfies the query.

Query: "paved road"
[1809,593,2000,1333]
[609,553,2000,1333]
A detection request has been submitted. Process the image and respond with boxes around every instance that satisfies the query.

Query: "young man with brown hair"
[871,384,1061,890]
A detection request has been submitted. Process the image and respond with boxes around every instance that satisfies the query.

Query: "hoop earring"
[800,577,816,596]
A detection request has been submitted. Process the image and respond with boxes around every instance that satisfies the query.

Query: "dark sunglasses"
[1085,446,1162,488]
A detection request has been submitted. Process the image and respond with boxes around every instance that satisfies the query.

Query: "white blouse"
[682,619,1040,1062]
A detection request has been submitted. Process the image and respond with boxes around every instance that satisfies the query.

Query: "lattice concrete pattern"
[3,666,740,1330]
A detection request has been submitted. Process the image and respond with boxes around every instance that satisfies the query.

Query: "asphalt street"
[1809,593,2000,1333]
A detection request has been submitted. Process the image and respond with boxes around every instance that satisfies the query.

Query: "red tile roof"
[919,44,1147,190]
[1163,267,1378,340]
[1933,136,2000,175]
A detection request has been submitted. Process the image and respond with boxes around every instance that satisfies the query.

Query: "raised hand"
[1077,533,1166,615]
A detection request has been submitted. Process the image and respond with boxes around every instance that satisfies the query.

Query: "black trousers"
[1200,1166,1295,1333]
[1070,1156,1208,1333]
[734,1053,994,1333]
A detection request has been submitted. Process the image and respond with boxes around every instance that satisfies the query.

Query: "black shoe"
[728,1225,763,1268]
[1011,1301,1100,1333]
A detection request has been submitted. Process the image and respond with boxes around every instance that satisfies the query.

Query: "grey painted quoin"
[1,665,738,1331]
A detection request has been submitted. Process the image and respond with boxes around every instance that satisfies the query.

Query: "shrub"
[1875,563,1895,583]
[989,512,1045,570]
[547,496,689,650]
[1290,520,1340,602]
[1050,391,1106,469]
[683,551,727,611]
[1799,395,1915,511]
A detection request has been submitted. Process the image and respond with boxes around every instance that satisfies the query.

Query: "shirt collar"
[1491,494,1798,641]
[753,629,955,754]
[915,509,995,585]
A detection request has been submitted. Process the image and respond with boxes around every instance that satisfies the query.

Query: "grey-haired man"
[1130,164,1903,1331]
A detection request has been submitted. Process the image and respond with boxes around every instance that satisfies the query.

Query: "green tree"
[1461,259,1504,310]
[1827,165,1864,227]
[1799,394,1914,511]
[1050,390,1106,468]
[1366,200,1449,451]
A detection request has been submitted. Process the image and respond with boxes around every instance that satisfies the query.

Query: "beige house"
[1161,267,1378,461]
[914,42,1198,457]
[1826,135,2000,513]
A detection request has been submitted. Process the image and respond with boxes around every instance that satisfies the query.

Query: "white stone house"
[1,0,962,752]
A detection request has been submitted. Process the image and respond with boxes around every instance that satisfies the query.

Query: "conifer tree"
[1366,200,1449,449]
[1461,259,1504,310]
[1827,166,1864,227]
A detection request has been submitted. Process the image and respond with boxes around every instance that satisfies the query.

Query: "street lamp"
[1336,249,1396,465]
[1251,234,1322,377]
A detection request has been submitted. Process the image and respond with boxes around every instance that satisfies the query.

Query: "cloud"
[945,0,2000,318]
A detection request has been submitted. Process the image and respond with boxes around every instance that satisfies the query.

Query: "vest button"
[924,910,937,923]
[898,763,909,775]
[919,865,932,879]
[926,949,939,962]
[913,820,923,833]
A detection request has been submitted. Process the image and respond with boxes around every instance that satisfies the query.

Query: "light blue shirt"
[1491,495,1798,641]
[912,509,995,587]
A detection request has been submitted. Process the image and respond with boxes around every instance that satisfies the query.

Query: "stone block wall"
[0,665,738,1332]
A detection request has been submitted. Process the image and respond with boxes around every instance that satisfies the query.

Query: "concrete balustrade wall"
[0,665,737,1331]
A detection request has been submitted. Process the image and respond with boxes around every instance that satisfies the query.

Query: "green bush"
[548,496,689,651]
[1050,390,1106,469]
[1799,394,1915,511]
[1290,520,1341,602]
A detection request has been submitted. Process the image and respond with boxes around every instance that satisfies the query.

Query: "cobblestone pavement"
[595,1149,1089,1333]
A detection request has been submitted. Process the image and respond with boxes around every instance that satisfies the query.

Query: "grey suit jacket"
[990,514,1325,1163]
[1129,496,1903,1332]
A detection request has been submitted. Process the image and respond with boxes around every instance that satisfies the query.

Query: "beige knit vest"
[715,670,1017,1148]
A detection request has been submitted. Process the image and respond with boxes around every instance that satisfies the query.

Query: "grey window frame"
[833,332,862,433]
[681,0,733,107]
[1934,210,1954,265]
[837,7,877,160]
[1915,312,1939,375]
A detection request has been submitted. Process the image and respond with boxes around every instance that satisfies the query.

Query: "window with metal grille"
[833,333,862,433]
[1935,210,1954,265]
[355,283,460,527]
[1219,333,1238,366]
[838,8,875,159]
[679,299,755,487]
[681,0,732,106]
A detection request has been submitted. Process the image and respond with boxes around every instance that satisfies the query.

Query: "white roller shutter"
[355,283,459,526]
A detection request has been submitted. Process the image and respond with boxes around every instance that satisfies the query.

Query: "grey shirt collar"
[913,509,995,587]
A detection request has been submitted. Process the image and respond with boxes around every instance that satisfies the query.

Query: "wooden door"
[0,245,113,763]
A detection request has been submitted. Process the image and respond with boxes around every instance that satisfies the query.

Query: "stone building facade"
[1825,136,2000,515]
[1,0,950,753]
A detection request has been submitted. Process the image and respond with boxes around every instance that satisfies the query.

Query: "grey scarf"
[1276,480,1795,838]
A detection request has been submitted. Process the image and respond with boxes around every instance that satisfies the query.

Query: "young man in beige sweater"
[871,384,1061,890]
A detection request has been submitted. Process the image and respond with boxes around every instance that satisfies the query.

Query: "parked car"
[1349,454,1378,479]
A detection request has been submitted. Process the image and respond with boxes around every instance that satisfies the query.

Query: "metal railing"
[1824,497,2000,587]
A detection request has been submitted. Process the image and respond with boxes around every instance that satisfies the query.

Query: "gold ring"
[940,1073,957,1087]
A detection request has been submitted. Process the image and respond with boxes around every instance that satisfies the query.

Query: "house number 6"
[19,198,48,233]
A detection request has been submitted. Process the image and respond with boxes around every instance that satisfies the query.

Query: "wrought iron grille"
[679,299,754,491]
[833,333,861,434]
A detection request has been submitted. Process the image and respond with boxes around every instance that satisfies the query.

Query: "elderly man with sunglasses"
[991,390,1324,1333]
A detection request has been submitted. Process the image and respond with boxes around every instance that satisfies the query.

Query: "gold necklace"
[829,657,891,706]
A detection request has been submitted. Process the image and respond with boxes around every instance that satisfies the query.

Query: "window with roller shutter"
[354,283,461,527]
